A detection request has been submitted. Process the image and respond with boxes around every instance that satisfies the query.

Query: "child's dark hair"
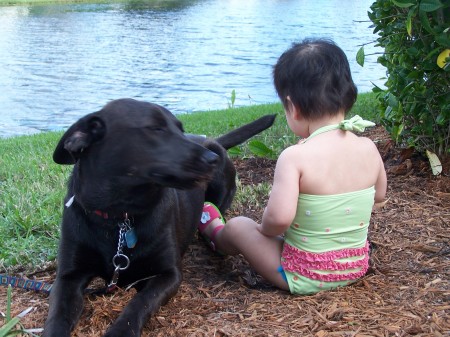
[273,38,357,120]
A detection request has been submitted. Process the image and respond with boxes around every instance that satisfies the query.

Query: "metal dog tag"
[125,228,137,248]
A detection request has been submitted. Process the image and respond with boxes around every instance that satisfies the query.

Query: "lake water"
[0,0,385,137]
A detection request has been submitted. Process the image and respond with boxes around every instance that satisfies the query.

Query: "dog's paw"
[104,330,136,337]
[103,322,140,337]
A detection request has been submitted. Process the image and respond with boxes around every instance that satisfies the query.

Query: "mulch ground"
[1,126,449,336]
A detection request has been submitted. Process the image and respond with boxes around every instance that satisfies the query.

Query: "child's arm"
[259,147,299,236]
[375,155,387,203]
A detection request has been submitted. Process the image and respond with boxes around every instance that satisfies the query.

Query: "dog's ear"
[53,115,106,164]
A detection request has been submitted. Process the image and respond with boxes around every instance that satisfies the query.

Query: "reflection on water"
[0,0,384,137]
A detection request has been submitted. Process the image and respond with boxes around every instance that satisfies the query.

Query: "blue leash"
[0,274,53,294]
[1,273,158,296]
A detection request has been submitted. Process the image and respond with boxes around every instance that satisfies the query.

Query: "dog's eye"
[145,126,165,133]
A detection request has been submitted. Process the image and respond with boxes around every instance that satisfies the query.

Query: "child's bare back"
[290,127,385,200]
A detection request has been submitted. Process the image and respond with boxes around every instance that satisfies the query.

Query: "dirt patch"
[1,126,449,336]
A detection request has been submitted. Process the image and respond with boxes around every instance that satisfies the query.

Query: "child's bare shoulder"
[278,144,301,161]
[351,135,382,164]
[356,135,379,151]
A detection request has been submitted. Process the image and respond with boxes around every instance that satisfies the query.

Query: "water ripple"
[0,0,385,137]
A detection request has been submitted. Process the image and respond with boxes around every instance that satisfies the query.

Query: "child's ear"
[286,96,301,120]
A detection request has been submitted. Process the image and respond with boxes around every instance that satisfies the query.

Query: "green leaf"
[419,0,443,12]
[419,10,435,34]
[436,114,445,125]
[406,47,420,57]
[371,83,385,93]
[388,93,399,108]
[0,317,21,337]
[392,0,415,8]
[406,8,414,37]
[356,46,365,67]
[228,146,242,156]
[435,33,450,47]
[384,106,393,119]
[247,140,273,157]
[395,123,404,142]
[424,47,442,61]
[406,70,420,79]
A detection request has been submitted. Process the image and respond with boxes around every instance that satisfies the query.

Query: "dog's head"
[54,99,219,192]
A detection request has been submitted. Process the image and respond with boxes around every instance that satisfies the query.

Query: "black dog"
[43,98,275,337]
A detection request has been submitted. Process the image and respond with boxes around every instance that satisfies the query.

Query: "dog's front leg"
[103,267,183,337]
[43,275,89,337]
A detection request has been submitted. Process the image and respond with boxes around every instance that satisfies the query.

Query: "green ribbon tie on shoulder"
[339,115,376,132]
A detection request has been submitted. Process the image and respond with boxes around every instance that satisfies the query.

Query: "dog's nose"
[202,151,219,165]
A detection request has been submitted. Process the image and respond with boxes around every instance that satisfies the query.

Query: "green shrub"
[367,0,449,155]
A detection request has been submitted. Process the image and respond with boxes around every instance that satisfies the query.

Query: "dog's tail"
[215,114,276,150]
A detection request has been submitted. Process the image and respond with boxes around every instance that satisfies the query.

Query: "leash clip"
[107,214,133,291]
[107,265,121,290]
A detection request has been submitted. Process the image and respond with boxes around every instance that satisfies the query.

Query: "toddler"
[199,38,387,294]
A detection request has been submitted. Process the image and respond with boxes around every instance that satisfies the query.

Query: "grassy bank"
[0,93,379,270]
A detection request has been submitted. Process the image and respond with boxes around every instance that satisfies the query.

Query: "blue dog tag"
[125,228,137,248]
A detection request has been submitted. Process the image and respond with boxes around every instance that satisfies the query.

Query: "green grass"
[0,93,379,271]
[0,132,69,269]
